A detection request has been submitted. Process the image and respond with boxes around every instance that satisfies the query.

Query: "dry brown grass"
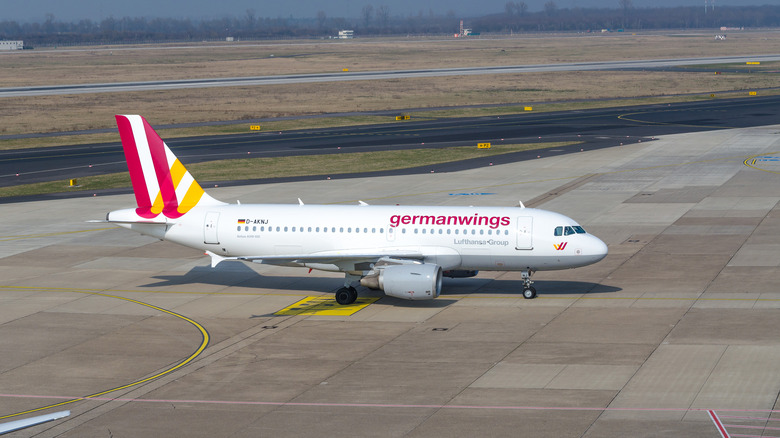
[2,32,779,86]
[0,32,778,146]
[0,69,773,140]
[0,141,571,198]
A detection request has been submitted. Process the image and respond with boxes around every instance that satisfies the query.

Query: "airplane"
[104,115,608,305]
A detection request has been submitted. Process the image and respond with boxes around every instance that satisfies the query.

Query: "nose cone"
[588,236,609,264]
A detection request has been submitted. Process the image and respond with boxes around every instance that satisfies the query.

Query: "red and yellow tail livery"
[115,114,221,219]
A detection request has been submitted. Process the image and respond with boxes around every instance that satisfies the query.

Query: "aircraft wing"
[206,250,425,268]
[0,411,70,435]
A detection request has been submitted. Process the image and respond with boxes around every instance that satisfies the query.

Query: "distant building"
[338,30,354,39]
[0,41,23,51]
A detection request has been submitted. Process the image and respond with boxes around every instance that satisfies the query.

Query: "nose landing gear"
[521,269,537,299]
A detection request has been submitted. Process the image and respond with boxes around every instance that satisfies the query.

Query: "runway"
[3,95,780,191]
[1,121,779,436]
[1,54,780,97]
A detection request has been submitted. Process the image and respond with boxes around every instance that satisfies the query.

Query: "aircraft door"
[515,216,533,250]
[204,211,220,244]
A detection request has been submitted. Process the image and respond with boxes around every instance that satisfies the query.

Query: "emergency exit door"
[515,216,533,250]
[204,211,220,244]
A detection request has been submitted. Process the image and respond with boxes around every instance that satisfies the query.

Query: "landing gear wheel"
[335,286,358,305]
[523,286,537,299]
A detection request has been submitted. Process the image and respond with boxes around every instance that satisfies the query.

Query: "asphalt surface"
[2,95,780,198]
[2,123,780,437]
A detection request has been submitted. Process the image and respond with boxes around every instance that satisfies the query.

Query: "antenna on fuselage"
[518,201,526,208]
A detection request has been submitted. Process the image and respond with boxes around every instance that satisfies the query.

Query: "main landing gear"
[335,274,361,305]
[335,286,358,305]
[521,269,537,299]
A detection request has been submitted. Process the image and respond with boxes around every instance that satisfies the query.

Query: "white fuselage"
[112,203,608,274]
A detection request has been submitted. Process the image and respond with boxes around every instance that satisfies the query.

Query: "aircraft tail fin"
[115,115,223,219]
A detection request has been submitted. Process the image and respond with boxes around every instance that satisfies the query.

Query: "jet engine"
[361,263,442,300]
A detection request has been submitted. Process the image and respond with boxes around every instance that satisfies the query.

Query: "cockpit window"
[555,225,587,236]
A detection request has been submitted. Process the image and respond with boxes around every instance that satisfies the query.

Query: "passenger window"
[554,226,563,236]
[348,227,352,233]
[237,226,241,231]
[372,228,376,233]
[245,226,249,231]
[308,227,312,232]
[276,226,280,232]
[323,227,327,233]
[380,228,384,233]
[253,226,257,232]
[455,229,459,235]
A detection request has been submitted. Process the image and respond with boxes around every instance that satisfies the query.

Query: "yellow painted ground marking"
[744,152,780,175]
[275,296,379,316]
[0,289,210,420]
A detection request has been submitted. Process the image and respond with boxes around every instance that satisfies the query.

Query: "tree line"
[1,5,778,47]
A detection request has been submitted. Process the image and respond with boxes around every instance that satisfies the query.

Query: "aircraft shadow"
[144,261,346,292]
[444,278,622,297]
[143,262,621,298]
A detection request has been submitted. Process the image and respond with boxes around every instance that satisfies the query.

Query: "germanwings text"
[390,214,511,229]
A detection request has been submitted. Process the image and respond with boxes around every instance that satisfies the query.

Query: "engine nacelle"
[376,264,442,301]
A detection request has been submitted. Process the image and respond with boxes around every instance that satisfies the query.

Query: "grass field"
[1,31,778,145]
[0,141,573,198]
[0,31,778,197]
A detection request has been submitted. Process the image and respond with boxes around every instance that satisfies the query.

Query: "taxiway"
[1,123,779,436]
